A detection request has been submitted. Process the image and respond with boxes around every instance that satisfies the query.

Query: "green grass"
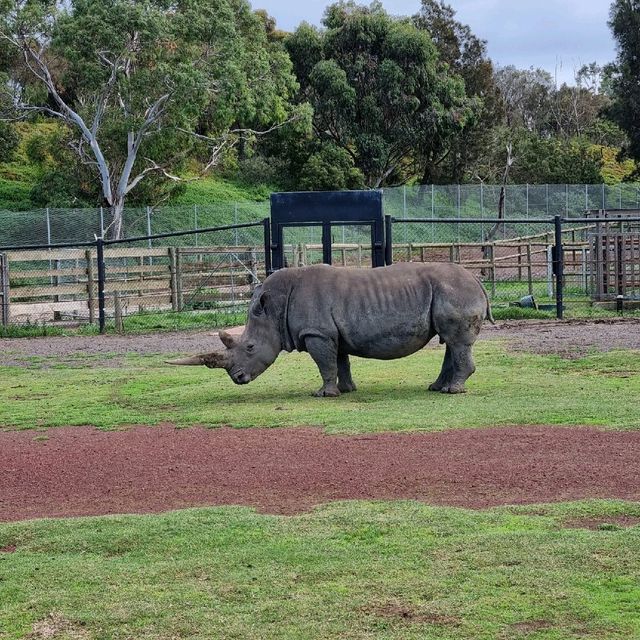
[170,175,276,205]
[1,343,639,432]
[2,500,640,639]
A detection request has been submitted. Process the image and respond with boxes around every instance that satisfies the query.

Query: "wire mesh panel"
[3,245,97,326]
[391,219,560,309]
[100,226,267,332]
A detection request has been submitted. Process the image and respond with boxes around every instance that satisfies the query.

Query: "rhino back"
[277,263,486,359]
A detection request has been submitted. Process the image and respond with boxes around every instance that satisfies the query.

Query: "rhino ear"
[219,330,236,349]
[252,290,267,316]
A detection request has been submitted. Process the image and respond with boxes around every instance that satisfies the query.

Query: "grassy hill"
[0,122,274,213]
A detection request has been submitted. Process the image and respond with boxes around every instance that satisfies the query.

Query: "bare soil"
[3,425,640,521]
[562,515,640,530]
[2,319,640,368]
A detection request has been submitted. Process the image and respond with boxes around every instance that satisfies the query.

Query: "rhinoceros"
[168,262,493,396]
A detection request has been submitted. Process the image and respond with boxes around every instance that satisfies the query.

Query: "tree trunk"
[109,200,125,240]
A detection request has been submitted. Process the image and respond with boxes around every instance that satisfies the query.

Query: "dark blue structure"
[269,190,390,273]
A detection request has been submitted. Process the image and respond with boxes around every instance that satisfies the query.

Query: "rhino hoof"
[338,382,357,393]
[313,386,341,398]
[428,382,444,392]
[440,386,466,394]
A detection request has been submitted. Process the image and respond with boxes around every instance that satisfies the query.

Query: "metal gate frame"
[269,191,389,273]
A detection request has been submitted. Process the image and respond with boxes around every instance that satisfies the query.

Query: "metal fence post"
[96,237,106,333]
[0,252,9,327]
[546,184,549,217]
[146,206,152,249]
[263,217,272,276]
[384,215,393,265]
[234,203,239,246]
[554,216,564,320]
[194,204,199,247]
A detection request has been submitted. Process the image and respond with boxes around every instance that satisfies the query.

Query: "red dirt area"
[2,425,640,521]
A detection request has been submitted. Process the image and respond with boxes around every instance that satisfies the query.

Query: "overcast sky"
[257,0,617,85]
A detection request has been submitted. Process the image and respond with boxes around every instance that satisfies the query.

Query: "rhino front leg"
[337,353,357,393]
[305,336,341,397]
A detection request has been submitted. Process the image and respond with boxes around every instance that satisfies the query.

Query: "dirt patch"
[509,620,553,634]
[0,544,17,553]
[362,603,460,626]
[27,613,88,639]
[0,327,243,367]
[3,425,640,521]
[483,318,640,358]
[2,320,640,367]
[562,516,640,530]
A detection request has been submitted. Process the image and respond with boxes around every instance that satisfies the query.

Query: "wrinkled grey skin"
[168,263,493,397]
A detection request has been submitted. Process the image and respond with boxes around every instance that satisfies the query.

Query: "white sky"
[255,0,617,86]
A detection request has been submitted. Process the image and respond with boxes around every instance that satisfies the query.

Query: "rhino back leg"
[429,344,454,392]
[439,343,476,393]
[305,335,341,397]
[337,353,357,393]
[431,312,482,394]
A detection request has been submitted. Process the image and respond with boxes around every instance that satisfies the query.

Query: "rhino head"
[167,286,283,385]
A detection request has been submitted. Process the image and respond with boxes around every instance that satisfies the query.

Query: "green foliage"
[285,1,473,188]
[476,127,605,185]
[0,0,298,213]
[413,0,502,183]
[0,176,32,210]
[0,120,17,162]
[2,501,640,638]
[608,0,640,162]
[299,144,364,190]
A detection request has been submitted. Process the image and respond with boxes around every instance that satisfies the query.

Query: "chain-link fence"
[390,214,640,317]
[3,184,640,246]
[0,221,270,334]
[2,205,639,335]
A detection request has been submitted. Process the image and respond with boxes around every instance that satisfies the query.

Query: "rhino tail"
[476,276,495,325]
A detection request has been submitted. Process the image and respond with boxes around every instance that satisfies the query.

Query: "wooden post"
[407,243,412,262]
[449,245,455,263]
[114,291,124,333]
[517,244,523,281]
[85,249,95,324]
[420,246,425,262]
[138,255,145,313]
[357,244,362,268]
[490,244,496,297]
[526,243,533,296]
[341,247,347,266]
[175,247,183,311]
[249,249,258,292]
[168,247,178,311]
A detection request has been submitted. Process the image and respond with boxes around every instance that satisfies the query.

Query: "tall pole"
[554,215,564,320]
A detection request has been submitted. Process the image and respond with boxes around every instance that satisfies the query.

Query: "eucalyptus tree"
[413,0,501,183]
[285,1,472,189]
[0,0,297,237]
[607,0,640,163]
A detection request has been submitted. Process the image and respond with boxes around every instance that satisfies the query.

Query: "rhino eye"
[246,344,255,353]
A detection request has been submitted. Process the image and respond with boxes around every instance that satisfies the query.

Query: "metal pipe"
[96,238,106,333]
[554,215,564,320]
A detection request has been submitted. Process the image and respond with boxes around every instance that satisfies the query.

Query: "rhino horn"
[219,330,236,349]
[166,351,229,368]
[165,355,206,366]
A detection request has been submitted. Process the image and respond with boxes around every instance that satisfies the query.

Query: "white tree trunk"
[110,199,125,240]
